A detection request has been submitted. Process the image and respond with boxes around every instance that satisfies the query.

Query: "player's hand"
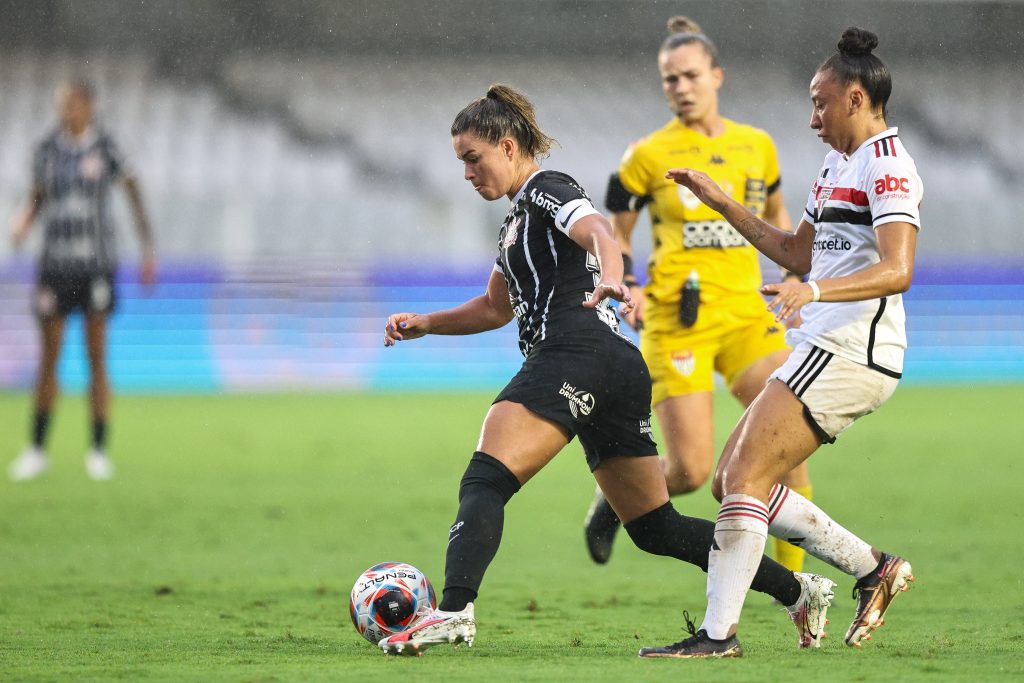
[623,283,646,331]
[583,281,633,315]
[10,211,32,249]
[761,281,815,323]
[781,274,804,329]
[384,312,431,346]
[665,168,729,213]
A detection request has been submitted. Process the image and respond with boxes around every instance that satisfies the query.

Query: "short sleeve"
[103,134,131,180]
[494,257,504,274]
[865,156,923,230]
[617,140,652,197]
[526,173,601,236]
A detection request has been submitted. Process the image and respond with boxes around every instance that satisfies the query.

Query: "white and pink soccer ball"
[349,562,437,645]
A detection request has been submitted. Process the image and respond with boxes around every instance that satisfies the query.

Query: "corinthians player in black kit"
[9,80,155,482]
[380,84,834,657]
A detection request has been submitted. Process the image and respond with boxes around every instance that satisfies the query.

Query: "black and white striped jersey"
[33,126,128,275]
[495,170,628,357]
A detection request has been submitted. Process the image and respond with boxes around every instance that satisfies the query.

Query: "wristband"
[808,280,821,302]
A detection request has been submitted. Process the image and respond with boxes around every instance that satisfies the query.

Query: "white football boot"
[85,449,115,481]
[379,603,476,656]
[8,447,49,482]
[787,572,836,648]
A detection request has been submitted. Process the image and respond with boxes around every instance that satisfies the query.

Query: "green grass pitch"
[1,386,1022,681]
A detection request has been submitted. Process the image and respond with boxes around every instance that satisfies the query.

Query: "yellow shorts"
[641,296,789,404]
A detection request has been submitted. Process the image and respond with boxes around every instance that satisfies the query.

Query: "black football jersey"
[495,170,628,356]
[33,127,127,275]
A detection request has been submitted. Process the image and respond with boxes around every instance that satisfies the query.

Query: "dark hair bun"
[667,15,702,35]
[837,27,878,57]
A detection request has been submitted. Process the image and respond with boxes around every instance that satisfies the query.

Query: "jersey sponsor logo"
[639,418,653,435]
[501,215,522,249]
[812,236,853,252]
[79,151,104,182]
[559,382,596,419]
[558,204,581,231]
[90,277,112,310]
[529,187,563,217]
[511,298,529,320]
[671,350,695,377]
[874,175,910,194]
[709,154,726,165]
[683,220,749,248]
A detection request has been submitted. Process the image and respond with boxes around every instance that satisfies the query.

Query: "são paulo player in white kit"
[639,27,921,658]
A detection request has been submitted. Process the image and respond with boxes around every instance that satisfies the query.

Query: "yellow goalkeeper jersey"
[619,117,781,333]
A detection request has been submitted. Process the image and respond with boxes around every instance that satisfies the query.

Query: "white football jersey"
[789,127,923,377]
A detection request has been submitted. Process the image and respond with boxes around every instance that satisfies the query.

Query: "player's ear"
[848,86,864,115]
[500,137,516,161]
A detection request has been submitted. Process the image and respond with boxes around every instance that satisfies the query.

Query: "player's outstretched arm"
[570,214,634,315]
[666,168,814,275]
[123,175,157,287]
[384,269,514,347]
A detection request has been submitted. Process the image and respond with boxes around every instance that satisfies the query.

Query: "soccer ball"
[349,561,436,645]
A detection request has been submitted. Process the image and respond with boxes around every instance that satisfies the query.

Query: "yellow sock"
[773,485,813,572]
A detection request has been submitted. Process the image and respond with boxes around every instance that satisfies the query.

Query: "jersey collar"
[847,127,898,160]
[57,126,100,151]
[510,169,545,204]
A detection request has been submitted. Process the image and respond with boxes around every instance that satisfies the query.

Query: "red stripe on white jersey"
[827,187,869,206]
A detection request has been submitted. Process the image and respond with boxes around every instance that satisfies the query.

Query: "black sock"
[92,419,107,451]
[623,502,801,606]
[439,452,522,612]
[32,411,50,449]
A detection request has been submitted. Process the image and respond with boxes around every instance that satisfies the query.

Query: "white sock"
[767,484,877,578]
[701,494,769,640]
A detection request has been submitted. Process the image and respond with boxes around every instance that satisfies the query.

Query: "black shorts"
[494,332,659,471]
[34,271,116,318]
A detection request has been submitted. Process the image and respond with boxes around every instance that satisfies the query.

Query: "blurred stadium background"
[1,0,1022,394]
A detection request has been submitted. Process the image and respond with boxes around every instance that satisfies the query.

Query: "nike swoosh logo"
[559,205,581,230]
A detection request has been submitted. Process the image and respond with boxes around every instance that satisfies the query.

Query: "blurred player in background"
[641,27,919,658]
[378,84,834,657]
[585,16,812,572]
[8,79,156,482]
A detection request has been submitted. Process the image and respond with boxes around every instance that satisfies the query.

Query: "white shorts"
[770,342,899,443]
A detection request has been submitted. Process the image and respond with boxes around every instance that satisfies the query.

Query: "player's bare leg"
[84,313,114,480]
[584,392,713,564]
[9,315,65,481]
[731,349,811,572]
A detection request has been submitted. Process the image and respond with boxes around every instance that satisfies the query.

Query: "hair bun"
[837,27,878,57]
[667,15,702,35]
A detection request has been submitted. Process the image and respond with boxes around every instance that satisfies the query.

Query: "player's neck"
[506,162,541,201]
[679,113,725,139]
[841,118,889,157]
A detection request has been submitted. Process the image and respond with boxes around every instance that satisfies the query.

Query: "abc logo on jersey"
[874,174,910,194]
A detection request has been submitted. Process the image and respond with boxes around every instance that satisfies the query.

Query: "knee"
[623,503,673,556]
[663,458,712,495]
[710,475,725,502]
[459,451,522,504]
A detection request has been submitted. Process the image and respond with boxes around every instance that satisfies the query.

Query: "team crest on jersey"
[79,152,104,182]
[815,186,833,217]
[501,215,522,249]
[671,350,696,377]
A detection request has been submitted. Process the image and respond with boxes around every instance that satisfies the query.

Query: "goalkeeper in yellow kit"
[584,16,812,572]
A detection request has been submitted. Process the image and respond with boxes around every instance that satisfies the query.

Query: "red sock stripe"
[767,485,790,523]
[718,500,769,525]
